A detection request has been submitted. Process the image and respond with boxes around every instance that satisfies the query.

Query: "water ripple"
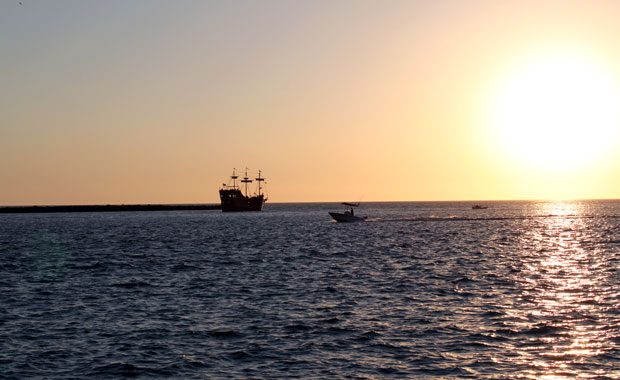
[2,201,620,378]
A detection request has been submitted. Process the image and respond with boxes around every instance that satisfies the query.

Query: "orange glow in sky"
[2,1,620,204]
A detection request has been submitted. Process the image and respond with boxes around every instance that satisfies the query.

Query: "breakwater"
[0,204,221,213]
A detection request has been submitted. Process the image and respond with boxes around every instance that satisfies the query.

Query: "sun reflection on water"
[510,202,617,379]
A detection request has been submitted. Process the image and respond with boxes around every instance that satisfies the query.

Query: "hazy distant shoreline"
[0,204,221,213]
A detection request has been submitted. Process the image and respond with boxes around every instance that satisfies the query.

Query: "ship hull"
[329,212,366,223]
[219,189,265,212]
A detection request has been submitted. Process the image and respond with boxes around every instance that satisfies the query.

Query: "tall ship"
[219,168,267,212]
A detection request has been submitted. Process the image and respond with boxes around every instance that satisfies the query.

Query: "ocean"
[2,201,620,379]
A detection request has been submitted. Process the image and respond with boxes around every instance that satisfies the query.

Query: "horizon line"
[2,198,620,208]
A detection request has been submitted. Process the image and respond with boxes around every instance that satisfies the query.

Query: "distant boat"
[219,168,267,212]
[329,202,367,223]
[472,205,488,210]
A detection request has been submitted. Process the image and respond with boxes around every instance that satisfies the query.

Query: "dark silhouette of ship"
[219,168,267,212]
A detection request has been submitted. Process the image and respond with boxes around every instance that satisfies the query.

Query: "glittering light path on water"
[496,203,620,379]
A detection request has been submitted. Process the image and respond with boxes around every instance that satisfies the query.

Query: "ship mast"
[231,168,238,189]
[255,170,265,196]
[241,168,252,196]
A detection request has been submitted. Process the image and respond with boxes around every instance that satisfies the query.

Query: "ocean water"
[2,201,620,379]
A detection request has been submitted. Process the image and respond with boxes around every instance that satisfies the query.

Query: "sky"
[2,0,620,205]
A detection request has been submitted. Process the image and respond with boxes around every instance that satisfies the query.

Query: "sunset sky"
[2,0,620,205]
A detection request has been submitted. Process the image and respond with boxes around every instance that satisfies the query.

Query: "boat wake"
[359,214,620,223]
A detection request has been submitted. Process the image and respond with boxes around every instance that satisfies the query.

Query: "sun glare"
[489,51,620,172]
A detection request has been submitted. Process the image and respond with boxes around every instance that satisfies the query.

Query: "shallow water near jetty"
[2,200,620,379]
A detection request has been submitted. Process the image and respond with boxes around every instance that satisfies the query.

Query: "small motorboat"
[329,202,367,223]
[472,205,488,210]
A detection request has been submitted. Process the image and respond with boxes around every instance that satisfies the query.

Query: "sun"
[489,51,620,172]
